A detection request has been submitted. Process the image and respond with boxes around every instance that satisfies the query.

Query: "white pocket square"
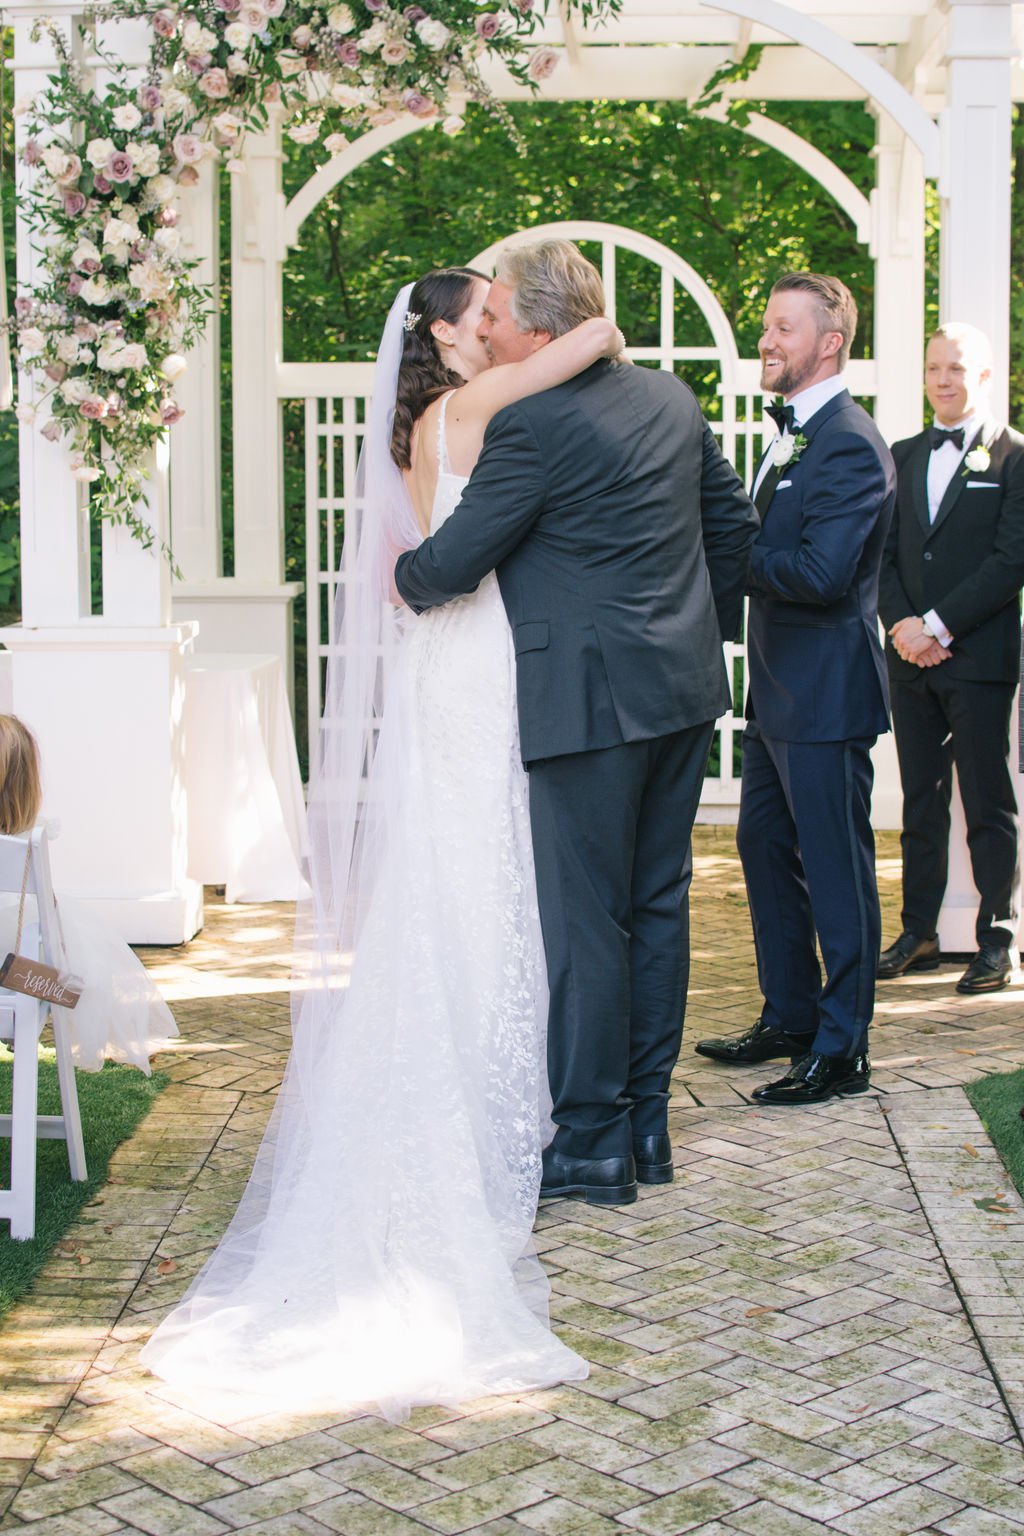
[966,481,998,488]
[776,479,793,490]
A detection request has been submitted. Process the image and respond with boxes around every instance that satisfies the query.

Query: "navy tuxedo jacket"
[745,388,896,743]
[878,421,1024,685]
[395,359,760,765]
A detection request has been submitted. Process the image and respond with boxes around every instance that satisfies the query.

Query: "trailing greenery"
[0,1050,167,1319]
[965,1066,1024,1203]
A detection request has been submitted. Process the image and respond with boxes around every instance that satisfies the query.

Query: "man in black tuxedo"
[695,272,896,1104]
[877,324,1024,993]
[396,240,758,1204]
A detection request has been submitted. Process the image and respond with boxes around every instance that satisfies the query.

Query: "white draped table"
[184,652,309,903]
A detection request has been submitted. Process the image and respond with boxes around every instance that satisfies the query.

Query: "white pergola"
[4,0,1023,941]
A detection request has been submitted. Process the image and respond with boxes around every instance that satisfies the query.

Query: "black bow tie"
[766,399,796,434]
[928,425,965,451]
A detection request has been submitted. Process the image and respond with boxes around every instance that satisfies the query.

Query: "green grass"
[965,1067,1024,1201]
[0,1047,167,1319]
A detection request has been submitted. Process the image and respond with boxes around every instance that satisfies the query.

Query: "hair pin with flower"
[403,311,422,332]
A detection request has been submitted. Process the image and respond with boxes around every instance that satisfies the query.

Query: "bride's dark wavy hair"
[390,267,488,471]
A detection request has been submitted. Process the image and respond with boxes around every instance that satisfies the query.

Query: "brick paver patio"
[2,828,1023,1535]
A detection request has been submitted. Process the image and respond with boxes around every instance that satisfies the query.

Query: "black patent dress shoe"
[752,1050,871,1106]
[632,1134,673,1185]
[877,931,940,979]
[694,1016,815,1065]
[540,1147,637,1206]
[956,945,1012,994]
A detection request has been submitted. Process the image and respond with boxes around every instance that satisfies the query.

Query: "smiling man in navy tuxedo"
[696,272,896,1104]
[877,324,1024,995]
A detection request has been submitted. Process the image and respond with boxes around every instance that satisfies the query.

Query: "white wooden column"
[231,117,284,583]
[12,17,90,627]
[938,0,1013,421]
[870,112,926,446]
[170,159,222,582]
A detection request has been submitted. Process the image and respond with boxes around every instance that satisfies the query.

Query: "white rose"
[146,173,177,205]
[128,142,161,177]
[288,121,320,145]
[61,378,93,404]
[441,114,465,137]
[69,453,102,483]
[103,216,137,246]
[160,352,188,381]
[330,83,363,107]
[211,111,243,141]
[964,445,991,474]
[324,133,349,154]
[228,53,251,76]
[225,21,252,49]
[112,103,143,131]
[15,403,36,425]
[80,275,112,305]
[182,20,218,54]
[239,4,268,29]
[13,93,36,118]
[154,227,181,254]
[328,4,355,32]
[56,335,81,364]
[85,137,116,169]
[161,87,192,120]
[129,261,174,302]
[72,239,103,268]
[41,144,68,178]
[771,435,796,468]
[359,21,389,52]
[18,326,46,357]
[278,52,307,77]
[415,17,451,49]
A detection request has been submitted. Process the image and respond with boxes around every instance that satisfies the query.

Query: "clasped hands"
[888,616,952,668]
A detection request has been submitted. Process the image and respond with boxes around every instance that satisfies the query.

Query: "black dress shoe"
[752,1050,871,1106]
[632,1134,673,1185]
[540,1148,637,1206]
[877,931,940,979]
[956,945,1012,994]
[694,1016,815,1065]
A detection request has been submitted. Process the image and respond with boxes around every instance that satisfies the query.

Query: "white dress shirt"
[922,411,982,646]
[752,373,849,501]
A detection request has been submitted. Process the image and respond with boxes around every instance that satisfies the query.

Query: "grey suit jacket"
[395,360,759,764]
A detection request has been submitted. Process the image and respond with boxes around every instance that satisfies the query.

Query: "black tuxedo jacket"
[745,389,896,743]
[395,360,760,765]
[879,421,1024,684]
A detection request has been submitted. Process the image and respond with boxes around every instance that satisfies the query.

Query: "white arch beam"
[285,106,873,250]
[701,0,942,176]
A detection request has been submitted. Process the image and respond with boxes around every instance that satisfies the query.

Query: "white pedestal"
[1,621,203,945]
[171,579,303,712]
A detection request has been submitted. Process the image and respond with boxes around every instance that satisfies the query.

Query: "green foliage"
[0,1050,168,1318]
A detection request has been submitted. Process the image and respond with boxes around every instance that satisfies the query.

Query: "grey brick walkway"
[1,829,1022,1534]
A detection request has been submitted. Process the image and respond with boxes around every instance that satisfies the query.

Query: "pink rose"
[45,364,68,383]
[74,320,99,341]
[186,53,211,74]
[93,174,113,195]
[336,40,359,64]
[41,419,62,442]
[139,84,162,111]
[402,90,436,117]
[14,296,32,319]
[214,0,242,9]
[475,12,500,39]
[291,24,313,47]
[176,163,201,186]
[404,6,426,18]
[66,273,84,296]
[152,9,177,36]
[80,397,106,420]
[160,400,185,425]
[263,81,282,103]
[198,68,230,99]
[62,190,88,215]
[105,151,134,183]
[22,139,41,166]
[514,0,533,10]
[527,46,558,81]
[79,258,102,274]
[173,132,204,164]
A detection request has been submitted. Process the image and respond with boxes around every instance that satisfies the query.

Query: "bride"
[141,267,622,1420]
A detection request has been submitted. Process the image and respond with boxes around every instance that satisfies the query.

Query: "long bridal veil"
[141,284,587,1421]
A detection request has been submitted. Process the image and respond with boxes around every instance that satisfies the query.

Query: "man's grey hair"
[494,239,606,338]
[929,321,994,372]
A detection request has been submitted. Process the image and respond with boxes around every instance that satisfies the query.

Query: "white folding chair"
[0,827,87,1241]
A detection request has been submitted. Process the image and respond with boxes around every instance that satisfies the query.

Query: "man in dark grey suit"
[396,240,758,1205]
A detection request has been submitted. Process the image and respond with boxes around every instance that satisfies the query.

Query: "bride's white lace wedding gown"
[141,397,587,1419]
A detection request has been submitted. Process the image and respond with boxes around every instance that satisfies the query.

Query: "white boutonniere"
[772,431,808,468]
[962,445,991,477]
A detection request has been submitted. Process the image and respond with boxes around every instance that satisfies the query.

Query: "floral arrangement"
[13,0,619,559]
[771,430,808,468]
[962,444,991,477]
